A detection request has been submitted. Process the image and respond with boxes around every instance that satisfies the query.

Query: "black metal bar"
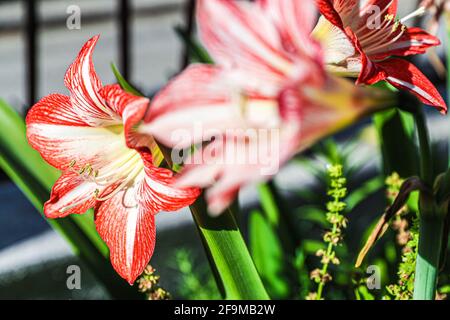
[118,0,131,80]
[24,0,38,108]
[0,3,183,35]
[180,0,196,69]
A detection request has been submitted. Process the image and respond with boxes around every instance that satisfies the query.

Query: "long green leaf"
[0,100,140,299]
[189,197,269,300]
[174,26,213,64]
[111,63,143,97]
[249,210,290,299]
[373,108,418,178]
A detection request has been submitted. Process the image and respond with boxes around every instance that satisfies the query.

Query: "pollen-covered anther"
[384,14,394,22]
[68,160,76,168]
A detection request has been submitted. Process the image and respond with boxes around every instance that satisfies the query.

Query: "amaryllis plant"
[26,36,200,284]
[0,0,447,301]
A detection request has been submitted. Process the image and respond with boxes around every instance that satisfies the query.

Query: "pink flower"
[142,0,396,214]
[314,0,447,113]
[26,36,200,284]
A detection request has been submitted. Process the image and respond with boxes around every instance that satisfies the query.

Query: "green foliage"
[172,249,220,300]
[373,108,418,178]
[249,210,290,299]
[174,26,213,64]
[385,218,419,300]
[111,63,143,96]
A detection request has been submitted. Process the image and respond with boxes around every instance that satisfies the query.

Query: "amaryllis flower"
[141,0,396,214]
[26,36,200,284]
[314,0,447,113]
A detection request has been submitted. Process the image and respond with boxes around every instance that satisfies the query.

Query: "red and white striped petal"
[44,171,100,218]
[197,0,295,94]
[379,59,447,113]
[27,94,127,170]
[140,151,201,212]
[94,151,199,284]
[143,64,280,149]
[259,0,322,59]
[95,184,156,285]
[64,35,120,126]
[100,84,152,149]
[176,132,287,215]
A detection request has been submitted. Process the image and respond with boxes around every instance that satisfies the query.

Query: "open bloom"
[26,36,200,284]
[142,0,396,214]
[314,0,447,112]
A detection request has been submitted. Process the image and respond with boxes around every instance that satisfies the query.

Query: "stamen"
[94,165,143,202]
[69,160,76,168]
[400,7,426,24]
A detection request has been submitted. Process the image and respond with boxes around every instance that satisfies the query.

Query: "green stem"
[316,224,337,300]
[412,108,443,300]
[413,213,444,300]
[414,110,433,186]
[190,197,270,300]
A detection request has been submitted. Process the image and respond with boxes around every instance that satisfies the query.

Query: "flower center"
[66,133,145,206]
[358,7,426,57]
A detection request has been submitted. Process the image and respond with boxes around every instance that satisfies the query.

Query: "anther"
[69,160,76,168]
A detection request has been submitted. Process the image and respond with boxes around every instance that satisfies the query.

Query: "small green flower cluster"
[136,265,172,300]
[308,164,348,300]
[384,172,418,300]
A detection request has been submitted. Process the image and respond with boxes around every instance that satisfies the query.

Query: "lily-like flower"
[26,36,200,284]
[314,0,447,113]
[142,0,396,214]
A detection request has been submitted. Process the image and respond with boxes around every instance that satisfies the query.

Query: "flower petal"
[144,64,281,152]
[140,150,201,212]
[100,84,152,149]
[64,35,120,126]
[176,132,287,215]
[259,0,321,58]
[95,150,199,284]
[197,0,295,93]
[312,16,356,66]
[379,58,447,113]
[27,94,127,170]
[95,185,156,285]
[44,171,99,218]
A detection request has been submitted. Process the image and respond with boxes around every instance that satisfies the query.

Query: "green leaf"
[174,26,213,64]
[295,205,328,228]
[189,197,269,300]
[373,107,418,178]
[356,285,375,300]
[0,100,140,299]
[346,176,385,213]
[111,63,143,96]
[249,210,290,299]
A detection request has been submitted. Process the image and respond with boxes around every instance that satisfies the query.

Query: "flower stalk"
[309,164,347,300]
[412,107,444,300]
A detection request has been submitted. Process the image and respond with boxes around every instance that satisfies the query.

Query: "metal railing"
[0,0,196,108]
